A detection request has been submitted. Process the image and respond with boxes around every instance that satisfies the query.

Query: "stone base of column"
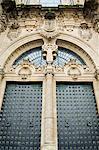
[41,144,57,150]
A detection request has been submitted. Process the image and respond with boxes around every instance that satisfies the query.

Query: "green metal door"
[0,82,42,150]
[56,83,99,150]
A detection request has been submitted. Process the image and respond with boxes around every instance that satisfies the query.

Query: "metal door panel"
[56,83,99,150]
[0,82,42,150]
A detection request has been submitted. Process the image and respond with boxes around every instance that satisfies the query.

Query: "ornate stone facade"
[0,0,98,150]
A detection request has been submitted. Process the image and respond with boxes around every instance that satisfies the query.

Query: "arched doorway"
[0,41,99,150]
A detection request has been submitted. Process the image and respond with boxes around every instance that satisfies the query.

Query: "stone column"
[93,80,99,114]
[42,63,57,150]
[41,41,58,150]
[0,68,5,111]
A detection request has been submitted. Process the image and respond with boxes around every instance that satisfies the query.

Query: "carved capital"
[45,63,54,76]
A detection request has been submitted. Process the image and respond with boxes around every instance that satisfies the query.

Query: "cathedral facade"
[0,0,99,150]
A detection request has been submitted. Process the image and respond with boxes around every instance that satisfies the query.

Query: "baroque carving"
[14,59,35,79]
[63,58,91,79]
[25,19,39,32]
[67,67,81,80]
[7,20,21,40]
[0,15,7,33]
[42,44,58,63]
[79,23,92,41]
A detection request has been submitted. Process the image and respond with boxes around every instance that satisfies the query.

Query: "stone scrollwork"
[63,59,89,79]
[64,59,81,79]
[14,59,35,79]
[67,67,81,80]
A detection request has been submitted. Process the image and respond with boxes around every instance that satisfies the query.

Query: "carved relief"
[7,20,21,40]
[0,15,7,33]
[79,23,92,41]
[67,67,81,80]
[40,12,59,39]
[14,59,35,79]
[44,19,56,32]
[63,58,91,79]
[42,44,58,63]
[25,19,39,32]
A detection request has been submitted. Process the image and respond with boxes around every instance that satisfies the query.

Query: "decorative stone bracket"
[42,44,58,63]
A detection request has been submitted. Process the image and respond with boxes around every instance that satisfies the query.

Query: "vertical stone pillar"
[93,80,99,114]
[42,41,58,150]
[42,64,57,150]
[0,69,5,111]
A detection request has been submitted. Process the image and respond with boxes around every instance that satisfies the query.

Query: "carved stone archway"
[0,34,99,150]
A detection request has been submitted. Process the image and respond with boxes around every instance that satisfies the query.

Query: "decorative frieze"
[0,0,98,38]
